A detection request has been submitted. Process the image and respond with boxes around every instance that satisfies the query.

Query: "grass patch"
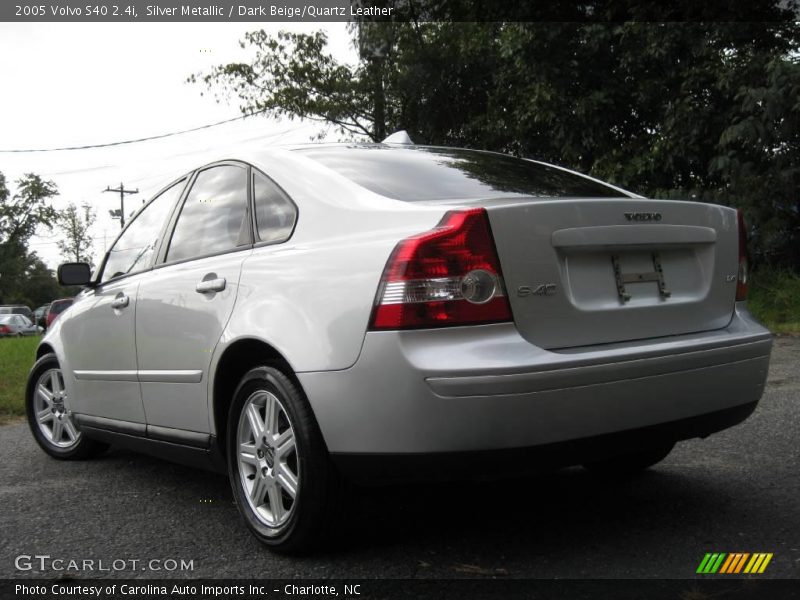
[748,270,800,335]
[0,336,38,423]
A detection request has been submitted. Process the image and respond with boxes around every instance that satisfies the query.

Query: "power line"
[0,110,267,153]
[28,236,107,246]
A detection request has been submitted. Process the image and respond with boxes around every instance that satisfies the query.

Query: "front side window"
[253,171,297,244]
[101,180,185,282]
[167,165,249,263]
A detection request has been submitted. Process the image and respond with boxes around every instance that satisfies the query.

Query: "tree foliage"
[0,171,66,307]
[189,30,376,139]
[57,202,96,267]
[0,172,57,248]
[194,8,799,267]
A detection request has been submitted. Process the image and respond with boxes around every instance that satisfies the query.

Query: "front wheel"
[26,353,108,460]
[227,366,341,553]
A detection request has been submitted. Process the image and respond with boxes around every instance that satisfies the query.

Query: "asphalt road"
[1,337,798,580]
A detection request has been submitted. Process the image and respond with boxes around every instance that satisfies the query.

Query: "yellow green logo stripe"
[697,552,773,574]
[743,553,773,574]
[697,553,726,573]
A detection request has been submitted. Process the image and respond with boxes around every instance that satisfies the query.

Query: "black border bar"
[4,579,800,600]
[3,0,799,23]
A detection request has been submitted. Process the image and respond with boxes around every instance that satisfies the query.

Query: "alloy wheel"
[33,368,80,449]
[236,389,300,529]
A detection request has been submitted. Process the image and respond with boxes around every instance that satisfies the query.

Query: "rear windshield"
[299,146,623,201]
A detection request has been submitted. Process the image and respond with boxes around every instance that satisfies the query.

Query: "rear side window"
[300,146,623,201]
[102,180,185,282]
[167,165,250,262]
[253,171,296,244]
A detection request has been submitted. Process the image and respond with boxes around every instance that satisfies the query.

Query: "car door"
[59,179,186,424]
[135,162,252,437]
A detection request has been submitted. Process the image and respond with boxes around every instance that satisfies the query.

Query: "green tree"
[190,29,377,139]
[56,202,97,267]
[19,256,69,308]
[0,172,57,247]
[193,8,800,268]
[0,171,60,306]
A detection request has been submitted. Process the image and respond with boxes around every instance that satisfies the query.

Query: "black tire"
[583,442,675,476]
[26,353,108,460]
[227,365,342,553]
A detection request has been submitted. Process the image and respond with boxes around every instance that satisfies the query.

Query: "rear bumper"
[332,402,757,484]
[298,304,771,480]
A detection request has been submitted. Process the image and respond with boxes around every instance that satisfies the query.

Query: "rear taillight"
[0,325,9,334]
[369,208,512,330]
[736,209,748,301]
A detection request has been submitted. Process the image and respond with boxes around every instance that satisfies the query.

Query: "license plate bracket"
[611,253,671,303]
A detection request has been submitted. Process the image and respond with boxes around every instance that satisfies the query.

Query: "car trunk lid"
[483,198,739,349]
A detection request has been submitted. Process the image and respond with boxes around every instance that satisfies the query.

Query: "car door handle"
[110,294,129,309]
[196,277,226,294]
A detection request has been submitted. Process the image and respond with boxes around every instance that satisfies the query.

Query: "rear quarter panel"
[211,150,448,376]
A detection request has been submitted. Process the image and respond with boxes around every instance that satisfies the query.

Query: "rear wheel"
[583,442,675,476]
[26,354,108,459]
[227,366,341,553]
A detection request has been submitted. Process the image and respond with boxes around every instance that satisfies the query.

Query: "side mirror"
[57,263,93,286]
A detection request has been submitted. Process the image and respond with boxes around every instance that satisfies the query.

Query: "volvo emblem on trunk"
[625,212,662,222]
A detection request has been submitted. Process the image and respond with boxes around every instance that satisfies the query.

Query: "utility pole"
[357,20,390,141]
[103,182,139,229]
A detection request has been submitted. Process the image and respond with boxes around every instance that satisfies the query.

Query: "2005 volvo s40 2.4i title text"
[27,138,772,551]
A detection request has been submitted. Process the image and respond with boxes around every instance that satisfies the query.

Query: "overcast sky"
[0,23,358,268]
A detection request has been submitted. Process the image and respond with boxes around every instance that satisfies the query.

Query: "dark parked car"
[45,298,73,329]
[33,304,50,328]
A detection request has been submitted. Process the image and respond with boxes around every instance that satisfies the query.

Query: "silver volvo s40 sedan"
[27,139,772,551]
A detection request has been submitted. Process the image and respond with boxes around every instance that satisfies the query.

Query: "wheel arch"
[210,337,301,459]
[36,342,56,360]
